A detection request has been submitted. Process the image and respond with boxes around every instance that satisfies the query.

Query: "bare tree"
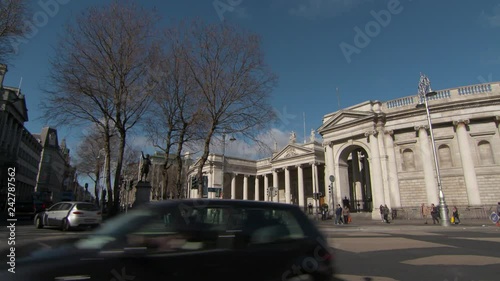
[178,20,278,197]
[145,26,206,199]
[0,0,28,62]
[41,1,160,216]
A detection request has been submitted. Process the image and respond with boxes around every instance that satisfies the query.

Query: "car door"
[54,203,72,226]
[45,203,62,226]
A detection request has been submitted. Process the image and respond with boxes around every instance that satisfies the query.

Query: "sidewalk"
[308,215,498,231]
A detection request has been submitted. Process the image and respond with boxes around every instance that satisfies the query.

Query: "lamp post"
[221,130,235,199]
[417,73,450,227]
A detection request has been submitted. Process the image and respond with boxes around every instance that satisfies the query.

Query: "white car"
[34,201,102,231]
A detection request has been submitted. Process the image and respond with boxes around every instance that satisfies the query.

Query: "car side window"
[60,203,72,211]
[48,203,61,211]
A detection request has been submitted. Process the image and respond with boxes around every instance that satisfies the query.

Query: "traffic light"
[191,176,198,188]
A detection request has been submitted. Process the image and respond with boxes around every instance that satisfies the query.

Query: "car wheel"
[61,218,71,231]
[35,217,44,229]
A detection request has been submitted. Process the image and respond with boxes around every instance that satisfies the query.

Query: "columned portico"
[264,174,269,201]
[272,169,278,202]
[284,167,291,204]
[243,174,248,200]
[230,173,236,200]
[297,164,304,208]
[366,130,385,219]
[254,175,260,201]
[453,120,481,205]
[385,130,401,207]
[416,125,439,204]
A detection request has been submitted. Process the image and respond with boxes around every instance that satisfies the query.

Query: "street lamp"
[221,130,235,199]
[416,73,450,227]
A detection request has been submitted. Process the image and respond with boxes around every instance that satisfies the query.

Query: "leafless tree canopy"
[178,20,278,195]
[41,1,160,215]
[0,0,28,62]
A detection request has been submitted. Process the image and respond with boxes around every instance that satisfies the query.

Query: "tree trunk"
[197,126,216,198]
[175,123,188,198]
[111,130,126,216]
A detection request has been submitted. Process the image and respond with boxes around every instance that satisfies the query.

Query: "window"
[478,141,494,165]
[402,148,415,171]
[438,145,452,168]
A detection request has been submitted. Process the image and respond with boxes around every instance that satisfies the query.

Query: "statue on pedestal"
[140,151,152,182]
[289,131,296,143]
[310,129,316,142]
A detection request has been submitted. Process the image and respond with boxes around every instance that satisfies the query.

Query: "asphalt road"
[1,218,499,281]
[319,224,500,281]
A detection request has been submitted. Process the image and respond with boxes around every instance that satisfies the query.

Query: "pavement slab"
[328,237,454,253]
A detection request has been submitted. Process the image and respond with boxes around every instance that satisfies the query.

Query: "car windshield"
[75,203,99,211]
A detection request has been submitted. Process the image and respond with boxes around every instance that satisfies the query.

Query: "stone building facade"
[188,81,500,219]
[0,64,42,205]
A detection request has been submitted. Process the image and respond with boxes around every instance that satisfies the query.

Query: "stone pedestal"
[133,181,152,208]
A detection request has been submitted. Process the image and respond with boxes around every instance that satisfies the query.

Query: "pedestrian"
[430,203,439,224]
[343,205,350,224]
[308,203,313,215]
[379,205,385,222]
[497,202,500,216]
[343,196,350,209]
[383,204,390,223]
[451,206,460,224]
[421,203,430,224]
[335,204,343,225]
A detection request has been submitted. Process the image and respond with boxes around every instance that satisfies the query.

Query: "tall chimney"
[0,64,7,87]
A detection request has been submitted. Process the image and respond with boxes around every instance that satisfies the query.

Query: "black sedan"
[3,199,336,281]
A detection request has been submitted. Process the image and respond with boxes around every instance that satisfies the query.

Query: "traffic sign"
[490,212,499,224]
[329,175,335,182]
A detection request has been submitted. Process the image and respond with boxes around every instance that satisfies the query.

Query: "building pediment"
[272,144,314,161]
[318,110,375,134]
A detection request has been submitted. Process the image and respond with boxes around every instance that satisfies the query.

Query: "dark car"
[5,199,335,281]
[14,200,36,219]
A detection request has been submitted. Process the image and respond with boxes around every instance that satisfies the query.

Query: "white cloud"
[480,5,500,28]
[288,0,371,20]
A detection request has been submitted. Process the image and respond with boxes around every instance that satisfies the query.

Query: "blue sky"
[3,0,500,161]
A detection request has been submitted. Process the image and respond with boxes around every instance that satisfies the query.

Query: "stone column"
[231,173,236,199]
[377,127,391,207]
[264,174,269,201]
[297,164,305,209]
[454,120,481,205]
[351,150,362,206]
[385,130,401,207]
[416,125,439,204]
[254,176,260,201]
[272,169,279,202]
[284,167,291,204]
[365,130,385,219]
[243,174,248,200]
[496,116,500,136]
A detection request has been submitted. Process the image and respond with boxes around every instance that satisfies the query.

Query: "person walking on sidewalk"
[431,203,440,224]
[379,205,385,222]
[452,206,460,224]
[421,203,430,224]
[383,204,390,223]
[343,206,350,224]
[308,203,313,215]
[335,204,343,225]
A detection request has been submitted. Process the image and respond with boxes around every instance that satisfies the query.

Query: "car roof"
[145,199,300,210]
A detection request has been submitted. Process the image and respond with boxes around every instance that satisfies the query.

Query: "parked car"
[15,200,36,219]
[34,201,102,231]
[11,199,335,281]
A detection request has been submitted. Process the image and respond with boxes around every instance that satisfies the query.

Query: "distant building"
[33,127,75,203]
[189,81,500,219]
[0,64,42,205]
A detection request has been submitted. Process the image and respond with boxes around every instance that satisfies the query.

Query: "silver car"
[34,201,102,231]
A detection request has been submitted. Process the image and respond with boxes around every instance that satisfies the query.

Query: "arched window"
[438,145,452,168]
[478,141,494,165]
[402,148,415,171]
